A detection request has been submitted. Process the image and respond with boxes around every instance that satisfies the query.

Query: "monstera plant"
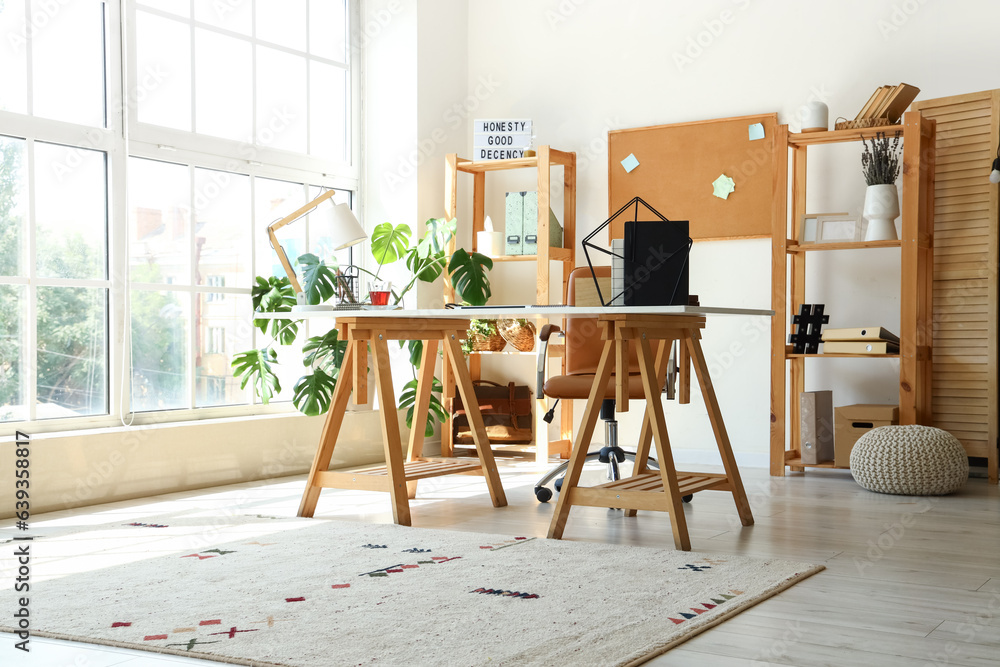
[232,217,493,436]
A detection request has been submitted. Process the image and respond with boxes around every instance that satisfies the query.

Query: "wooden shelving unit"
[443,146,577,462]
[770,111,936,474]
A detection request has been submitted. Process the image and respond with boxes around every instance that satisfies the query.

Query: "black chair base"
[533,452,694,504]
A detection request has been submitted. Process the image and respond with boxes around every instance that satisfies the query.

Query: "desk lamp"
[266,190,366,307]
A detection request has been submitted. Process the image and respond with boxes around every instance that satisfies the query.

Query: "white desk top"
[254,305,774,320]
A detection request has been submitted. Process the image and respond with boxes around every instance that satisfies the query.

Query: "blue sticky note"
[748,123,765,141]
[621,153,640,173]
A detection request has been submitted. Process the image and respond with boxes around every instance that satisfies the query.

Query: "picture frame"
[800,213,865,244]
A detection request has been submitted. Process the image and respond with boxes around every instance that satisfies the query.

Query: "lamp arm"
[267,228,304,295]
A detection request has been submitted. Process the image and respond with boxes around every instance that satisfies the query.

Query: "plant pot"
[863,184,899,241]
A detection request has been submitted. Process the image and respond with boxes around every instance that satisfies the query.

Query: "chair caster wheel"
[682,494,693,503]
[534,486,553,503]
[554,477,564,493]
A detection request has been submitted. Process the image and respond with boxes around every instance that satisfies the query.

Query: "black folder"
[622,220,691,306]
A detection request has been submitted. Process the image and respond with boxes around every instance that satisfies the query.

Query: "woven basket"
[834,117,893,131]
[498,318,536,352]
[467,321,507,352]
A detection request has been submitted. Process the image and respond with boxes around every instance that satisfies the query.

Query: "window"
[0,0,360,433]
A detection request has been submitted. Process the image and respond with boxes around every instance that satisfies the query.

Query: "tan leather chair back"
[564,266,639,376]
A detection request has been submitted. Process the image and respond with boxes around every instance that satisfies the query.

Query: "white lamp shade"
[324,203,367,250]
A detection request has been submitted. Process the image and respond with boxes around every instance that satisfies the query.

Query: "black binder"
[622,219,691,306]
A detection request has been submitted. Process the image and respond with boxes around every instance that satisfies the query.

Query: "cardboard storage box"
[834,404,899,467]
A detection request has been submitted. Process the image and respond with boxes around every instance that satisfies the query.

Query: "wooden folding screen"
[913,91,999,483]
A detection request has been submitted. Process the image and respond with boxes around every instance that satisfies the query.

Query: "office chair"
[533,266,691,503]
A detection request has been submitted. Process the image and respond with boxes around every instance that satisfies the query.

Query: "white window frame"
[0,0,362,436]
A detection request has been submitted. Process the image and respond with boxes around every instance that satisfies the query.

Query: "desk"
[263,305,770,542]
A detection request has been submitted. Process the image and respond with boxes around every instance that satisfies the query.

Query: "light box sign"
[474,119,532,161]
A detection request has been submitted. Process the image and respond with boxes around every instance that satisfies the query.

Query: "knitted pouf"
[850,425,969,495]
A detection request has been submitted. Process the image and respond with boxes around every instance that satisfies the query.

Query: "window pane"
[0,136,27,277]
[137,0,189,19]
[131,290,188,411]
[136,11,191,131]
[256,47,307,153]
[195,293,251,407]
[194,29,252,142]
[194,0,251,34]
[0,285,26,423]
[256,0,305,51]
[255,177,305,280]
[309,0,347,62]
[31,0,105,126]
[310,62,347,161]
[36,286,108,419]
[129,158,191,285]
[0,1,28,114]
[35,142,107,280]
[194,168,251,287]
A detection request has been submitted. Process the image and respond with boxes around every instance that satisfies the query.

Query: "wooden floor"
[2,459,998,666]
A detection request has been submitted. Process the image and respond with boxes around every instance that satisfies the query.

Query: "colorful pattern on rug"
[0,514,823,667]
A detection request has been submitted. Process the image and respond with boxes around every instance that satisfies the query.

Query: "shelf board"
[784,457,846,469]
[787,240,902,252]
[788,124,903,146]
[487,248,573,263]
[786,353,901,359]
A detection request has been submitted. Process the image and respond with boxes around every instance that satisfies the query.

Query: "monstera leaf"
[398,377,447,437]
[448,248,493,306]
[250,276,298,345]
[370,222,411,267]
[297,253,339,305]
[231,348,281,405]
[303,328,348,374]
[292,369,337,416]
[416,217,456,257]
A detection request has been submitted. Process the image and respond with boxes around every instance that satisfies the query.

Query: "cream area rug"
[1,513,822,666]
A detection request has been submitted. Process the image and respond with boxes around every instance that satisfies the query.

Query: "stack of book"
[822,327,899,354]
[836,83,920,129]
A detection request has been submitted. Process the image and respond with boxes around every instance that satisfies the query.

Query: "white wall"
[446,0,1000,466]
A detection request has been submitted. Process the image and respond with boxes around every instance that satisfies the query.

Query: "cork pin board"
[607,112,778,241]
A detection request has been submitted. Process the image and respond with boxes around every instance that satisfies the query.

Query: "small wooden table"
[545,313,756,551]
[292,314,507,525]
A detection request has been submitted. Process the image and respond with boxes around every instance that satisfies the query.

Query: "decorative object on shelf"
[497,318,537,352]
[464,319,506,353]
[582,196,691,307]
[801,213,865,244]
[473,118,532,161]
[837,83,920,130]
[850,425,969,496]
[788,304,828,354]
[452,380,533,445]
[801,101,828,132]
[861,131,902,241]
[266,190,367,307]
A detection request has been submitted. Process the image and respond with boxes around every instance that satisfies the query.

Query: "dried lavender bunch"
[861,131,902,186]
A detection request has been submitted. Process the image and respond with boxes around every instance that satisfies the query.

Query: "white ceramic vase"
[863,183,900,241]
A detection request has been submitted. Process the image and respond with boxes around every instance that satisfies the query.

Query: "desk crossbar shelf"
[566,472,731,513]
[363,458,484,480]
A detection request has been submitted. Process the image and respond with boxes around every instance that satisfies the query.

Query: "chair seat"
[543,373,646,400]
